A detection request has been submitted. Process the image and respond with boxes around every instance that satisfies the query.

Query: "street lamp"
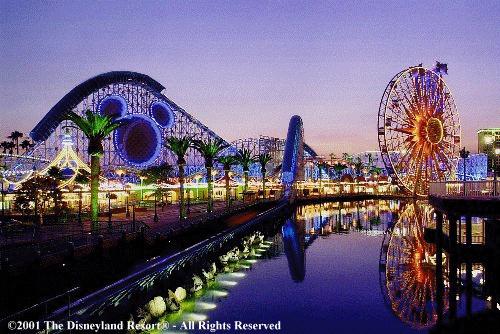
[459,147,470,196]
[153,184,159,222]
[106,192,112,229]
[494,147,500,196]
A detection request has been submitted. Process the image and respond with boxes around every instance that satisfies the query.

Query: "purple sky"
[1,1,499,155]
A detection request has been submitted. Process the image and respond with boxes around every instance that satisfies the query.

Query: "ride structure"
[378,63,461,196]
[2,72,316,191]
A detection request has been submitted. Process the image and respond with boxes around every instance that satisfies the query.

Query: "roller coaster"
[1,71,316,188]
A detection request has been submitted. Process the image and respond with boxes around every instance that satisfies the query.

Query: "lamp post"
[459,147,470,196]
[494,147,500,196]
[106,192,112,229]
[1,178,5,220]
[125,187,130,218]
[77,188,82,225]
[153,184,158,222]
[0,162,5,220]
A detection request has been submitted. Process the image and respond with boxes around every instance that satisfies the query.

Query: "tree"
[192,138,229,212]
[8,131,23,155]
[0,141,10,154]
[66,110,123,230]
[74,169,90,224]
[15,175,61,225]
[164,136,192,219]
[1,141,15,154]
[236,148,254,193]
[353,157,364,176]
[256,153,272,200]
[139,163,173,221]
[332,162,347,179]
[216,155,238,208]
[316,161,328,196]
[20,139,33,153]
[46,166,65,221]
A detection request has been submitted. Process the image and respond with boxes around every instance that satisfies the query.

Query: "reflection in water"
[282,217,306,282]
[77,199,495,333]
[382,201,448,329]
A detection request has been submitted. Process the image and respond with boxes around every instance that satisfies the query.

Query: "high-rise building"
[477,128,500,173]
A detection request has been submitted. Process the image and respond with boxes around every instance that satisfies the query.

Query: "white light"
[184,313,208,321]
[229,272,246,278]
[210,290,228,297]
[195,301,217,310]
[219,280,238,286]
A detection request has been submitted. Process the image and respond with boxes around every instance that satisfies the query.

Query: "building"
[477,128,500,174]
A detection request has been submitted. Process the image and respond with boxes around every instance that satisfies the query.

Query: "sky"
[0,0,499,155]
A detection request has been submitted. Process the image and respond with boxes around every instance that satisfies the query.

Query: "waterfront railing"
[429,180,499,197]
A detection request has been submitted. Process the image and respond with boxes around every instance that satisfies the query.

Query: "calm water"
[190,201,418,334]
[92,200,491,334]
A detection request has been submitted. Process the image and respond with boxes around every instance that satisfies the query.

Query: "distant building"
[477,128,500,173]
[456,153,488,181]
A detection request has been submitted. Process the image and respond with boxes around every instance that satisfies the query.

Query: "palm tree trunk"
[262,171,266,200]
[90,155,100,231]
[16,139,19,155]
[207,166,213,212]
[244,170,249,192]
[179,163,186,219]
[225,169,230,208]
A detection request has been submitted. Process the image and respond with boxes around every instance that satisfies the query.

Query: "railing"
[0,287,79,325]
[0,220,149,269]
[429,180,499,197]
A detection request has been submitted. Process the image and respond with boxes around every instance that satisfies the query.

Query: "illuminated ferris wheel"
[377,64,461,195]
[383,202,448,329]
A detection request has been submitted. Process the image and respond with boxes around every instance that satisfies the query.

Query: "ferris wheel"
[377,64,461,195]
[383,202,448,329]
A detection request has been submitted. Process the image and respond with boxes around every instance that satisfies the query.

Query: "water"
[78,200,492,333]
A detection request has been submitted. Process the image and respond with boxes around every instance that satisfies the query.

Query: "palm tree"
[20,139,33,153]
[8,131,23,155]
[0,141,10,153]
[316,161,328,196]
[74,169,90,224]
[256,153,272,200]
[342,153,353,165]
[353,157,364,177]
[164,136,192,219]
[332,162,347,194]
[192,138,229,212]
[66,110,123,230]
[2,141,15,155]
[236,148,254,194]
[217,155,238,207]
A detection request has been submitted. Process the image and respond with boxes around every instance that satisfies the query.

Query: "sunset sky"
[1,0,499,155]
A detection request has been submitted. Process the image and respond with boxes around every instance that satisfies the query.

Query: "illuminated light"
[496,148,500,155]
[239,264,251,269]
[219,280,238,286]
[113,114,162,167]
[184,313,208,321]
[484,136,494,144]
[209,290,228,297]
[149,101,175,128]
[99,95,127,119]
[195,301,217,310]
[229,272,246,278]
[244,259,258,263]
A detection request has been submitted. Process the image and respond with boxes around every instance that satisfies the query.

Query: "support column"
[466,259,473,317]
[449,215,458,254]
[435,211,444,325]
[465,216,472,247]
